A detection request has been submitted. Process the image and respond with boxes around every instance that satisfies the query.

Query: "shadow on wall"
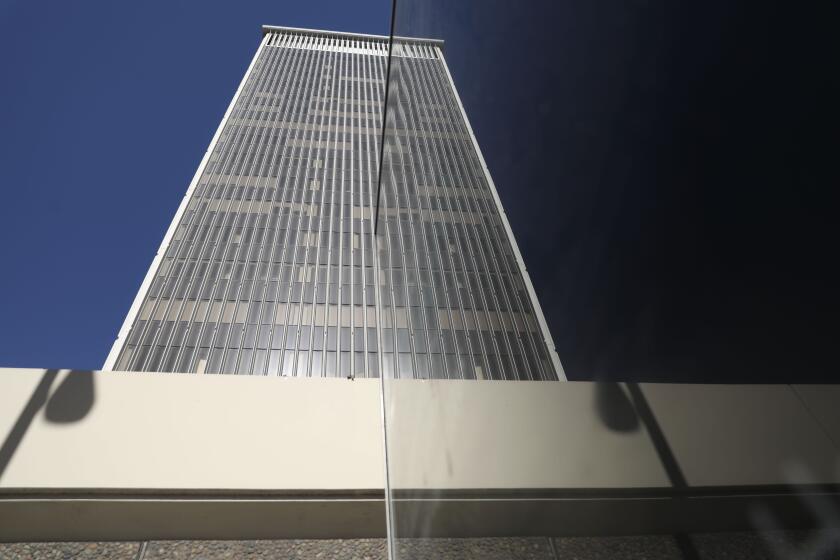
[594,382,639,433]
[593,381,840,559]
[595,381,700,560]
[594,382,699,487]
[0,369,95,480]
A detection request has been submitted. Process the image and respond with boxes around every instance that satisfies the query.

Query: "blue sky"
[0,1,388,370]
[1,0,835,381]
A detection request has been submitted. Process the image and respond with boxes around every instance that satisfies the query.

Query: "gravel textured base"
[395,537,553,559]
[551,531,840,560]
[551,535,682,559]
[1,532,838,559]
[0,542,139,559]
[143,539,386,559]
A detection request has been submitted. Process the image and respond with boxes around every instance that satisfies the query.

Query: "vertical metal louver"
[105,26,564,381]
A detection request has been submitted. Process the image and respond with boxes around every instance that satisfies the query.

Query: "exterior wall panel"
[107,28,561,380]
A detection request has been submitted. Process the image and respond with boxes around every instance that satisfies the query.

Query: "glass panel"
[377,0,840,556]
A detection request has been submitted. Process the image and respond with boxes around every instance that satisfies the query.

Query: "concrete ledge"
[385,380,840,489]
[3,487,838,541]
[1,368,838,541]
[0,495,385,541]
[0,369,383,492]
[391,487,840,537]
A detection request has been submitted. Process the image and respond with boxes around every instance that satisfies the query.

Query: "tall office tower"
[105,26,563,381]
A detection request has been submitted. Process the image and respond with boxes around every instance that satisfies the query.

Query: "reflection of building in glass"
[105,26,563,381]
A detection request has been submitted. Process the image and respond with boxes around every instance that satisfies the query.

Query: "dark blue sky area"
[414,0,838,382]
[1,0,837,381]
[0,1,388,371]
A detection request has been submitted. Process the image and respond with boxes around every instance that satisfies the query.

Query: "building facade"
[105,26,563,381]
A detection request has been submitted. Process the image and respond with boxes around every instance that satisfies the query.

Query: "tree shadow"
[0,369,95,481]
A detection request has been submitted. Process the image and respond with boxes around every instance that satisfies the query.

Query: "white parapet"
[0,368,838,540]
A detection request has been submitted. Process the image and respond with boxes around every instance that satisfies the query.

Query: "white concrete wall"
[384,380,840,490]
[2,369,838,493]
[0,369,383,491]
[385,380,671,490]
[1,368,839,540]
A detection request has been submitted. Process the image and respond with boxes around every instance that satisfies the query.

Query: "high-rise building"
[104,26,564,381]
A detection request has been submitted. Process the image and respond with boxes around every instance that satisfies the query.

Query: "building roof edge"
[261,25,445,49]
